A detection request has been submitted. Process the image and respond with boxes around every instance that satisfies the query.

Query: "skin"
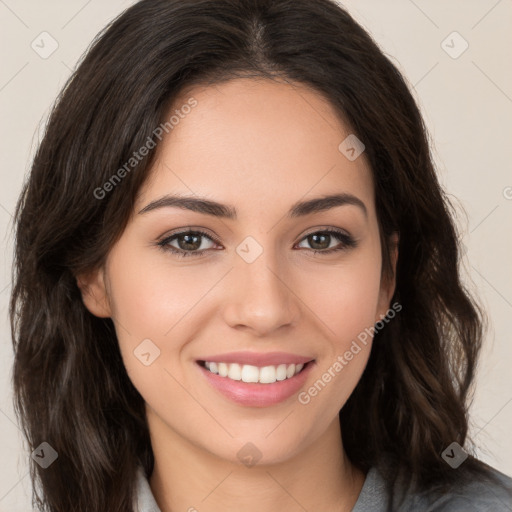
[78,77,398,512]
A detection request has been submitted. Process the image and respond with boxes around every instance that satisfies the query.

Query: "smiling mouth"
[197,360,312,384]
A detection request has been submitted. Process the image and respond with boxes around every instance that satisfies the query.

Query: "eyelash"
[157,228,358,259]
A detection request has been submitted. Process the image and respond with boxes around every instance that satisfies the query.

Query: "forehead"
[136,78,375,219]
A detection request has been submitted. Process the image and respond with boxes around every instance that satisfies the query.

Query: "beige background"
[0,0,511,510]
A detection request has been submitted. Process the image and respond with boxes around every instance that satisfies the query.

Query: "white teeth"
[276,364,287,381]
[259,365,276,383]
[202,361,306,383]
[228,363,242,381]
[241,364,260,383]
[218,362,228,377]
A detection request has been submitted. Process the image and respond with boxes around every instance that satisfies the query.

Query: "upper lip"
[197,351,314,367]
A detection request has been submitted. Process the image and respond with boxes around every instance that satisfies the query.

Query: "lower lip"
[197,361,315,407]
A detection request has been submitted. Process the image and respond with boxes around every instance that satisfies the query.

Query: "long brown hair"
[10,0,500,510]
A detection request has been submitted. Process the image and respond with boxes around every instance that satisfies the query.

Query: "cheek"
[106,248,228,388]
[107,254,191,412]
[305,253,382,345]
[108,248,216,337]
[297,254,381,408]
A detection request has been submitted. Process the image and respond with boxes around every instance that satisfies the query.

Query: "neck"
[148,409,366,512]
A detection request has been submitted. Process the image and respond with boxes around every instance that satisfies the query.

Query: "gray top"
[134,464,512,511]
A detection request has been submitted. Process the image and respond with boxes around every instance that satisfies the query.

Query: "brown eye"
[307,232,332,250]
[174,233,205,251]
[296,229,357,254]
[158,230,218,258]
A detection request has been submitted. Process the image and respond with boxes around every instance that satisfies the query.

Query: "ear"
[76,267,112,318]
[375,231,399,323]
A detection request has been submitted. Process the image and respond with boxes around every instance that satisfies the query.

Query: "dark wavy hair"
[9,0,502,510]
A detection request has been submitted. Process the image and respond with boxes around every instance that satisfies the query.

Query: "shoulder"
[353,463,512,512]
[134,466,162,512]
[427,467,512,512]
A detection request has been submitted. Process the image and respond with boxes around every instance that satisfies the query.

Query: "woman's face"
[79,78,397,465]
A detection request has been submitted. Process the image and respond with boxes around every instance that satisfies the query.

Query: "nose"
[222,246,300,336]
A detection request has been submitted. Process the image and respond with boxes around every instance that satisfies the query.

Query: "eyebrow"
[138,192,367,219]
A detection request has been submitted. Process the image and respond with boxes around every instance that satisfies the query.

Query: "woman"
[10,0,512,511]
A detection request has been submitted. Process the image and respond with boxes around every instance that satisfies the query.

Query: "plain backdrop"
[0,1,511,510]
